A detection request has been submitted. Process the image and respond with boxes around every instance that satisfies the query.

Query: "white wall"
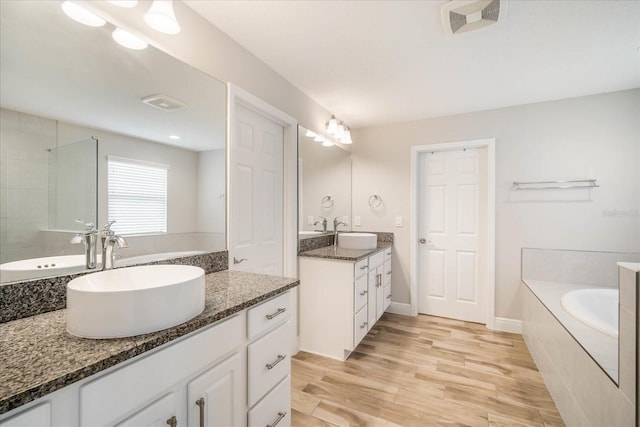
[351,89,640,320]
[197,149,225,234]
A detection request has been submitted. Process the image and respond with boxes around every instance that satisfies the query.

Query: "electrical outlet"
[354,216,361,226]
[307,216,314,225]
[395,216,403,227]
[342,216,349,225]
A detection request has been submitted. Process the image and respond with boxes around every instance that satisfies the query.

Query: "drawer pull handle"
[266,354,286,370]
[195,398,205,427]
[265,307,286,320]
[267,411,287,427]
[233,257,247,264]
[360,321,368,329]
[359,290,368,296]
[166,416,178,427]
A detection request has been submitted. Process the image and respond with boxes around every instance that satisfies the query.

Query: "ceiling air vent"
[141,94,185,111]
[441,0,506,36]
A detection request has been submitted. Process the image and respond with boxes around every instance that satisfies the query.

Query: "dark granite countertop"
[0,270,299,414]
[298,242,392,261]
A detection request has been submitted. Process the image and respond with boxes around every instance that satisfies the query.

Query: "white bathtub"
[561,288,619,338]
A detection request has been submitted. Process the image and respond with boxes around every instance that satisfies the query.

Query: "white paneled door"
[230,104,284,275]
[418,148,487,323]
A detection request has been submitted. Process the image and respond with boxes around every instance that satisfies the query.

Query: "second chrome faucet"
[71,220,129,270]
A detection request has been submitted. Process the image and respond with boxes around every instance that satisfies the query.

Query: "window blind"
[107,158,167,235]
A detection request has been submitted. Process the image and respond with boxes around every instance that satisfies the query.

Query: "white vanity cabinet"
[0,291,293,427]
[299,248,392,361]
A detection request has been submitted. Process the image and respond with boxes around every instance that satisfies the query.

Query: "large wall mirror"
[0,1,226,283]
[298,126,352,241]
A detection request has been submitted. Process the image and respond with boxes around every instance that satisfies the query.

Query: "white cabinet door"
[115,393,178,427]
[187,353,243,427]
[248,377,291,427]
[367,268,377,331]
[383,284,392,312]
[375,265,385,320]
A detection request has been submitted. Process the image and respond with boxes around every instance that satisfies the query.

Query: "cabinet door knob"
[267,411,287,427]
[266,354,286,370]
[360,321,368,329]
[195,398,205,427]
[166,416,178,427]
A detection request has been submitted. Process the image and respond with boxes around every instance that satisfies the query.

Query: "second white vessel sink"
[338,233,378,250]
[67,265,205,339]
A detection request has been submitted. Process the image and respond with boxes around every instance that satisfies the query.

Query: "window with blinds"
[107,157,168,235]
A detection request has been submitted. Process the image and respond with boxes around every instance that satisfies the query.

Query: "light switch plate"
[395,216,403,227]
[354,216,361,226]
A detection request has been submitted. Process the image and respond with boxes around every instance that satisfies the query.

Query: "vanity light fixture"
[112,28,148,50]
[144,0,181,35]
[341,127,352,144]
[108,0,139,7]
[61,1,106,27]
[325,115,338,135]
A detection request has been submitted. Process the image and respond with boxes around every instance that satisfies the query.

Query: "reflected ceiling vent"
[141,94,185,111]
[441,0,506,36]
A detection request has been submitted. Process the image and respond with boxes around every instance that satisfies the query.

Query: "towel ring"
[321,195,334,208]
[368,194,382,208]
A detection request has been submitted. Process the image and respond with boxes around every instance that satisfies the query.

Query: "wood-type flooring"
[291,313,564,427]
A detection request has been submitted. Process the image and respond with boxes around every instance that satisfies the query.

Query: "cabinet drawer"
[248,291,291,340]
[384,248,392,261]
[115,393,176,427]
[354,305,368,347]
[1,403,51,427]
[368,251,384,269]
[383,260,392,286]
[248,322,291,407]
[354,274,368,311]
[354,258,369,278]
[80,315,242,427]
[248,376,291,427]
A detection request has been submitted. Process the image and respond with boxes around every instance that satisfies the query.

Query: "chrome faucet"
[70,220,98,269]
[101,221,129,270]
[313,216,328,233]
[333,217,347,246]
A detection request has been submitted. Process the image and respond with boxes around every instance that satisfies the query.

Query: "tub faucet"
[101,221,129,270]
[70,219,98,269]
[314,216,328,233]
[333,217,347,246]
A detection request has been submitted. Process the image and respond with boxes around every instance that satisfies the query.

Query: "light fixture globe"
[144,0,181,35]
[61,1,106,27]
[326,115,338,135]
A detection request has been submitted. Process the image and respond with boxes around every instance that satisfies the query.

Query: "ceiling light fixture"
[112,28,148,50]
[144,0,181,35]
[108,0,139,8]
[61,1,106,27]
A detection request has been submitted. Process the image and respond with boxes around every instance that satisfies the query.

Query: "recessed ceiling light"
[61,1,106,27]
[112,28,148,50]
[169,135,180,140]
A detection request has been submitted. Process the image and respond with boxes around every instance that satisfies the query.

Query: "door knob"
[419,238,426,244]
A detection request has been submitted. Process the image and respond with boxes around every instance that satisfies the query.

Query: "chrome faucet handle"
[75,219,97,232]
[101,220,117,236]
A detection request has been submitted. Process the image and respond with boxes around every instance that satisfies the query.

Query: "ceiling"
[186,0,640,129]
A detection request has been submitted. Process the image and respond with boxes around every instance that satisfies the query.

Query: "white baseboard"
[493,317,522,334]
[386,302,413,316]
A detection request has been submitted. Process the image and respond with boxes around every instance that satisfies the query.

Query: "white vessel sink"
[0,255,100,282]
[298,231,323,238]
[338,233,378,250]
[66,265,205,339]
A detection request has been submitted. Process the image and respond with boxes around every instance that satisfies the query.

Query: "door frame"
[226,83,298,279]
[409,138,496,328]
